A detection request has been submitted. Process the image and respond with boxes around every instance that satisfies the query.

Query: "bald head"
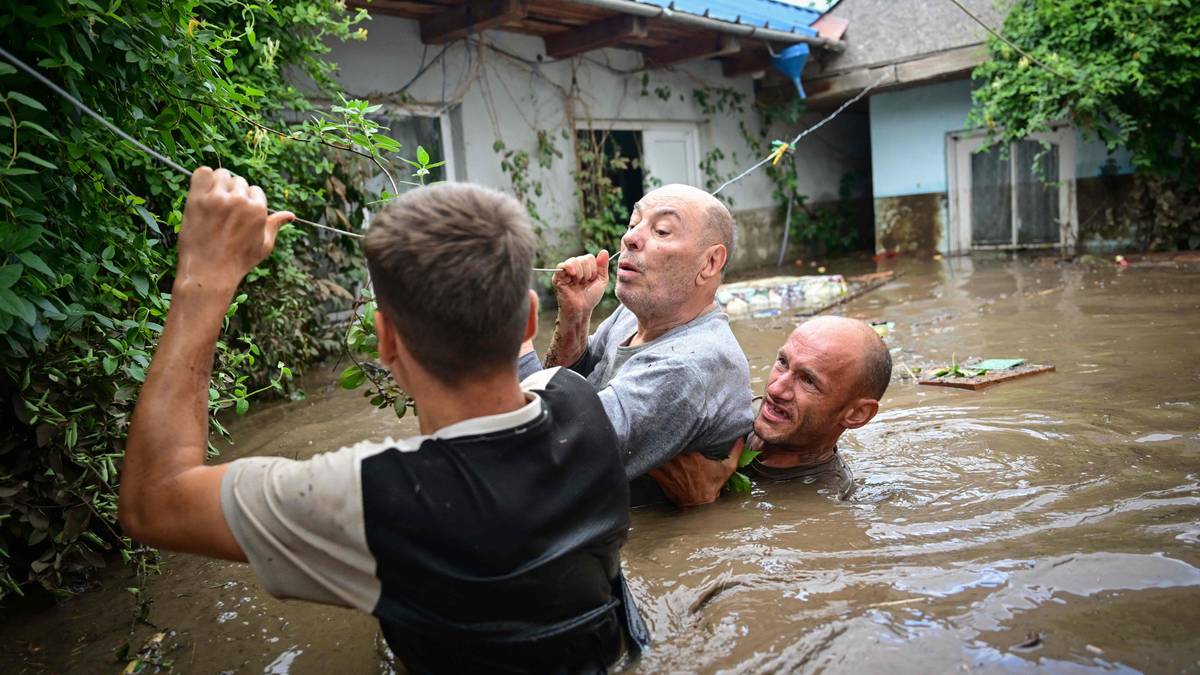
[643,184,735,262]
[794,316,892,400]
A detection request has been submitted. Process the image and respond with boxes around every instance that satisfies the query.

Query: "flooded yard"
[4,255,1198,673]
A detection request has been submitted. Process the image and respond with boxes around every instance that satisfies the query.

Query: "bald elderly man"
[519,184,754,503]
[651,316,893,505]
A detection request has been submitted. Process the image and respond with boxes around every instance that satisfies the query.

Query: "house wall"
[322,14,781,270]
[759,108,874,264]
[820,0,1002,75]
[866,77,1136,253]
[868,78,972,253]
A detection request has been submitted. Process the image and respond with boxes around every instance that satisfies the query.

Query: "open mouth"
[760,397,791,424]
[617,259,642,276]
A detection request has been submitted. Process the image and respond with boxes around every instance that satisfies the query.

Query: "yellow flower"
[353,28,368,41]
[187,18,199,37]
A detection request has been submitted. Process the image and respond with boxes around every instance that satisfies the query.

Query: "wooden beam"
[420,0,527,44]
[644,35,740,69]
[722,50,772,77]
[543,14,646,58]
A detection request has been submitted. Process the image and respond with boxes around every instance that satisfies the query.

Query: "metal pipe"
[568,0,846,52]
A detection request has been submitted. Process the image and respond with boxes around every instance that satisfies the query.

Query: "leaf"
[337,364,366,390]
[373,135,400,152]
[19,121,59,142]
[416,145,430,165]
[16,252,53,278]
[16,151,55,169]
[0,264,21,288]
[0,285,28,317]
[102,356,118,375]
[6,91,47,111]
[724,471,752,494]
[134,206,160,234]
[131,273,149,297]
[737,448,761,469]
[235,398,249,415]
[0,63,15,76]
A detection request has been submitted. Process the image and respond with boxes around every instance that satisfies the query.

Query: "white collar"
[428,391,542,440]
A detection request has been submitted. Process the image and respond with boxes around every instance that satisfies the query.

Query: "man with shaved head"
[651,316,893,505]
[520,184,754,504]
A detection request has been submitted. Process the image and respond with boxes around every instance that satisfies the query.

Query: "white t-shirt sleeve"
[219,442,387,613]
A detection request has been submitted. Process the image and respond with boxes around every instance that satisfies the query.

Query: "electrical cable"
[0,45,363,239]
[942,0,1074,82]
[712,73,887,196]
[3,42,887,266]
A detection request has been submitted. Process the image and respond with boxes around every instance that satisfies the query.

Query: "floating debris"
[716,271,898,321]
[920,357,1055,391]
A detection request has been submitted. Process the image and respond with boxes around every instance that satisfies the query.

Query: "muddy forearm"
[544,310,591,368]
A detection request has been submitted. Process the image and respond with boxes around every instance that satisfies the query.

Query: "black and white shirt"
[220,367,646,673]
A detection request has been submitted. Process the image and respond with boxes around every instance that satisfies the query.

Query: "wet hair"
[861,330,893,400]
[363,183,535,384]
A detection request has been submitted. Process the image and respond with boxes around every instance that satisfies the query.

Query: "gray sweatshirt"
[520,304,754,479]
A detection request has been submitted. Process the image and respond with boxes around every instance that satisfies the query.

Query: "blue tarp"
[634,0,822,36]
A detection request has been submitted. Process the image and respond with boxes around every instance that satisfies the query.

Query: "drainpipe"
[568,0,846,53]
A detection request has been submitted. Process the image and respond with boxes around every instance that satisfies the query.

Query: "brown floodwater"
[3,255,1199,674]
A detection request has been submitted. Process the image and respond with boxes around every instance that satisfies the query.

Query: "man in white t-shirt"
[119,170,647,673]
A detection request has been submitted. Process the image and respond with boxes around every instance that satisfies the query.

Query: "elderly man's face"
[755,322,865,448]
[615,185,710,317]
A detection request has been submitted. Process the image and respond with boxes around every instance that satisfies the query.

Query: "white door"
[641,127,700,189]
[947,127,1077,252]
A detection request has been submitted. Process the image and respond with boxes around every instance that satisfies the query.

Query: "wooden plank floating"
[920,361,1056,391]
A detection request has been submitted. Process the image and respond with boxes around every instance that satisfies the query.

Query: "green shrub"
[970,0,1200,250]
[0,0,377,599]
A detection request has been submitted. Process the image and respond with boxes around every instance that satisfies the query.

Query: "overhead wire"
[0,45,364,239]
[3,33,889,266]
[942,0,1075,82]
[712,73,887,196]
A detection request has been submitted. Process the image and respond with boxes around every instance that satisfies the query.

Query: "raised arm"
[118,167,293,561]
[521,250,610,369]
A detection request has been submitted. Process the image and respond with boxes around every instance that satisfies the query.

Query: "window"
[947,126,1077,252]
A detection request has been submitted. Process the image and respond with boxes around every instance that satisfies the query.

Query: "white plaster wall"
[323,14,779,262]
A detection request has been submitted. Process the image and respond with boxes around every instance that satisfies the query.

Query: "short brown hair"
[363,183,535,384]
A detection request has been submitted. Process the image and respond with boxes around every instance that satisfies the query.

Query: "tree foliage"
[0,0,392,599]
[969,0,1200,249]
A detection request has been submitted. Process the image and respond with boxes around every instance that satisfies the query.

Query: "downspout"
[568,0,846,53]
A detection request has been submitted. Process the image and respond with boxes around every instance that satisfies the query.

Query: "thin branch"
[152,77,400,195]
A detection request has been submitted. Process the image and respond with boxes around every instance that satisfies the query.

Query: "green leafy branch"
[724,447,761,494]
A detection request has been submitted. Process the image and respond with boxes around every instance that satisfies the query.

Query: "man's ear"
[697,244,728,285]
[523,289,539,343]
[375,310,396,365]
[376,309,417,388]
[841,398,880,429]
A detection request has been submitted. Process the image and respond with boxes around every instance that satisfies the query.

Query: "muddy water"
[4,256,1199,674]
